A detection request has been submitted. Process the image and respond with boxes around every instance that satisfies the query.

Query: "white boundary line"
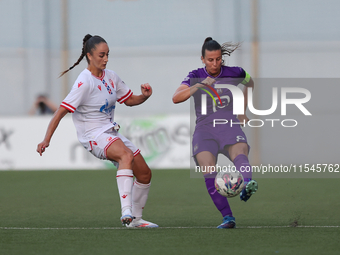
[0,226,339,230]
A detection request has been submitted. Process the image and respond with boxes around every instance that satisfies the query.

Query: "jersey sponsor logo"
[198,84,223,108]
[109,79,114,88]
[98,85,102,91]
[78,82,83,88]
[212,95,230,113]
[100,99,116,115]
[106,137,113,142]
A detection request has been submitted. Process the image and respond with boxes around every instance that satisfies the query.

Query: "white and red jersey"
[61,68,132,143]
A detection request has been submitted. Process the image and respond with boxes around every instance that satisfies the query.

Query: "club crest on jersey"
[78,82,83,88]
[109,79,114,88]
[102,79,112,94]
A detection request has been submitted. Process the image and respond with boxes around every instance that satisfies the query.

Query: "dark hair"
[201,37,240,64]
[59,34,107,77]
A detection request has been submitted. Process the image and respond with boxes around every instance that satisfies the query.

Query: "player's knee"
[229,144,248,160]
[197,158,216,167]
[121,150,134,165]
[137,168,152,184]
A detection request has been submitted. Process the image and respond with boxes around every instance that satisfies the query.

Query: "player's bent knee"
[106,149,134,165]
[120,151,135,165]
[137,172,151,184]
[228,143,249,160]
[135,167,152,184]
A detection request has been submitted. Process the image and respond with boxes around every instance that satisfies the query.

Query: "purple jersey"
[181,66,248,127]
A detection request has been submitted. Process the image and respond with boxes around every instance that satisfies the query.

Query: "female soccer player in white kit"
[37,34,158,228]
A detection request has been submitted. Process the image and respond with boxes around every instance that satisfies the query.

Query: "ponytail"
[201,37,240,59]
[59,34,106,77]
[221,41,241,56]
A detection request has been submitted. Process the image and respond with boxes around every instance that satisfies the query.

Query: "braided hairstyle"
[201,37,240,65]
[59,34,107,77]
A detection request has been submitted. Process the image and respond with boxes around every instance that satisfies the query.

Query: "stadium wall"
[1,104,339,171]
[0,114,191,170]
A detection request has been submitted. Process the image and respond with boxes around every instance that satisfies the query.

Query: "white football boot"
[126,218,159,228]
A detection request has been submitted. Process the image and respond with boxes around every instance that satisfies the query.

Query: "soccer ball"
[214,170,244,198]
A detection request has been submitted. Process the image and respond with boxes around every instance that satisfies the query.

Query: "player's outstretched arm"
[172,77,216,104]
[37,107,69,156]
[124,83,152,106]
[172,84,192,104]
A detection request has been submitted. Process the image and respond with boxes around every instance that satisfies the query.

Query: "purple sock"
[233,154,252,183]
[204,173,233,217]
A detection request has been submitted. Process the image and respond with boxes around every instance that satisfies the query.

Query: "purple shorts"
[192,121,249,162]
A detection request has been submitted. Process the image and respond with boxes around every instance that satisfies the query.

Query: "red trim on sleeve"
[117,90,133,104]
[60,102,76,113]
[133,149,141,157]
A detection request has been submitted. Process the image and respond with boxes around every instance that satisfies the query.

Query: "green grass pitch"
[0,169,339,254]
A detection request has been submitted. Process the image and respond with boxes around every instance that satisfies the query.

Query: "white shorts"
[82,129,140,168]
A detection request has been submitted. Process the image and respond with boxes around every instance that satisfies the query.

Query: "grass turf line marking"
[0,226,339,230]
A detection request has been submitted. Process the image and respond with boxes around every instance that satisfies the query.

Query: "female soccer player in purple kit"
[37,34,158,228]
[173,37,258,228]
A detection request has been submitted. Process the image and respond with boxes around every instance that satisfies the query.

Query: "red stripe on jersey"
[133,149,141,157]
[104,137,120,159]
[60,102,76,113]
[92,70,105,81]
[118,90,133,104]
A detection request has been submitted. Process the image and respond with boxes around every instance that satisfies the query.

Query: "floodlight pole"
[44,0,51,94]
[234,0,242,66]
[61,0,69,99]
[22,0,29,113]
[251,0,261,166]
